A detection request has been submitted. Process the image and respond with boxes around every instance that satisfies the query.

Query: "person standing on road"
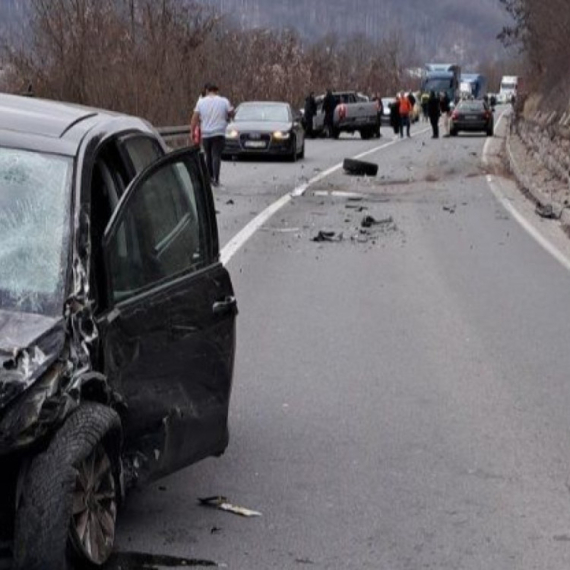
[398,92,412,138]
[322,89,337,138]
[421,91,430,121]
[304,91,317,138]
[440,91,451,137]
[372,93,383,138]
[191,83,233,187]
[390,97,400,137]
[427,90,440,138]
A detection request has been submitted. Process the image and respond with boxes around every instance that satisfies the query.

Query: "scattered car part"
[311,231,344,243]
[343,158,379,177]
[198,496,262,518]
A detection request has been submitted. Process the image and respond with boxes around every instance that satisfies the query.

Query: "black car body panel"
[0,95,237,486]
[224,101,304,157]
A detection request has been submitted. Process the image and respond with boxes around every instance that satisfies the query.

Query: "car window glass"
[122,136,162,174]
[0,147,72,316]
[106,155,210,303]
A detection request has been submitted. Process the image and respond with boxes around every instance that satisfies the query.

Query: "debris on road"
[535,202,560,219]
[345,204,368,211]
[343,158,379,177]
[104,551,223,568]
[225,199,234,205]
[442,205,456,214]
[198,496,262,518]
[361,215,394,228]
[311,231,344,243]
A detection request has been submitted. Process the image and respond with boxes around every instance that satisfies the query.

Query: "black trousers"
[430,116,439,138]
[202,136,225,183]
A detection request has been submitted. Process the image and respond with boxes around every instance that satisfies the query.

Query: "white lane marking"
[483,111,570,273]
[313,190,366,198]
[486,175,570,272]
[221,127,431,265]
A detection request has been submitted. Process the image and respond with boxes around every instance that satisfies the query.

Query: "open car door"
[98,147,237,482]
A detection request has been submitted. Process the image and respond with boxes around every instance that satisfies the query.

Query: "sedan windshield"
[235,104,290,123]
[0,147,72,316]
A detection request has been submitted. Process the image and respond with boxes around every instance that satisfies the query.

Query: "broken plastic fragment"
[311,231,343,243]
[198,496,262,517]
[361,215,394,228]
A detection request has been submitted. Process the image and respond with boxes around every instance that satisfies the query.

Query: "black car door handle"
[213,296,238,316]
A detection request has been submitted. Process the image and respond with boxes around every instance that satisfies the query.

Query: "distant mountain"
[208,0,511,65]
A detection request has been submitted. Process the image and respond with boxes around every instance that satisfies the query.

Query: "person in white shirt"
[191,83,233,187]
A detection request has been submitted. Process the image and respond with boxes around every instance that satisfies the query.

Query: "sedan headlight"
[226,129,239,139]
[272,131,291,140]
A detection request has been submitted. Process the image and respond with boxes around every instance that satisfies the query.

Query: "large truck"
[421,63,461,103]
[459,73,487,99]
[498,76,520,103]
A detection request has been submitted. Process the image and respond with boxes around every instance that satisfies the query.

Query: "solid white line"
[486,174,570,272]
[221,127,431,264]
[483,111,570,273]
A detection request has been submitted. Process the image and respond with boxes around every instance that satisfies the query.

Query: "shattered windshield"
[0,147,72,316]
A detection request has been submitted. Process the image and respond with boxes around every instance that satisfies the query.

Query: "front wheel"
[288,136,298,162]
[13,403,122,570]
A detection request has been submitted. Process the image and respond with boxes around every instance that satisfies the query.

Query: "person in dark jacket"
[322,89,337,138]
[390,98,400,136]
[427,91,440,138]
[304,92,317,138]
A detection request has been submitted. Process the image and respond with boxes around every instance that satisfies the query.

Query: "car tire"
[359,128,372,140]
[13,402,122,570]
[343,158,378,177]
[486,129,494,137]
[288,136,298,162]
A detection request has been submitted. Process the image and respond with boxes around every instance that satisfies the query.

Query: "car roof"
[0,93,154,156]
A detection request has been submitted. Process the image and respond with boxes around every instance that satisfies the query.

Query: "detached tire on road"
[343,158,378,177]
[13,402,122,570]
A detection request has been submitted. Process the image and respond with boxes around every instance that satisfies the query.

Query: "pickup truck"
[312,91,379,139]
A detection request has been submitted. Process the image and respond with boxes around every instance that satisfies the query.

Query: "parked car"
[450,99,494,136]
[223,101,304,161]
[381,97,396,125]
[0,93,237,570]
[313,91,379,139]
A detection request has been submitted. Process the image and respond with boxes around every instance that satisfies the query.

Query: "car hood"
[229,120,292,133]
[0,309,66,411]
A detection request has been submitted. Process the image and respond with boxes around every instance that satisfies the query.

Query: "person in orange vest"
[398,92,412,138]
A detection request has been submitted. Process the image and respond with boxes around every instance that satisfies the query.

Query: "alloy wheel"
[70,443,117,565]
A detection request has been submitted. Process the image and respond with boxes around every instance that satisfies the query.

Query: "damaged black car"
[0,94,237,569]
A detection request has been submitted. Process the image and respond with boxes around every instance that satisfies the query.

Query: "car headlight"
[226,129,239,139]
[272,131,290,140]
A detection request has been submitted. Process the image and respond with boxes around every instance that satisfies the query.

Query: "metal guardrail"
[157,125,190,139]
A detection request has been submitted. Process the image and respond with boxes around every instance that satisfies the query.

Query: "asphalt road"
[107,116,570,569]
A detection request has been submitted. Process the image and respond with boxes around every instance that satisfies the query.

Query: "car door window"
[121,136,163,175]
[104,152,212,303]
